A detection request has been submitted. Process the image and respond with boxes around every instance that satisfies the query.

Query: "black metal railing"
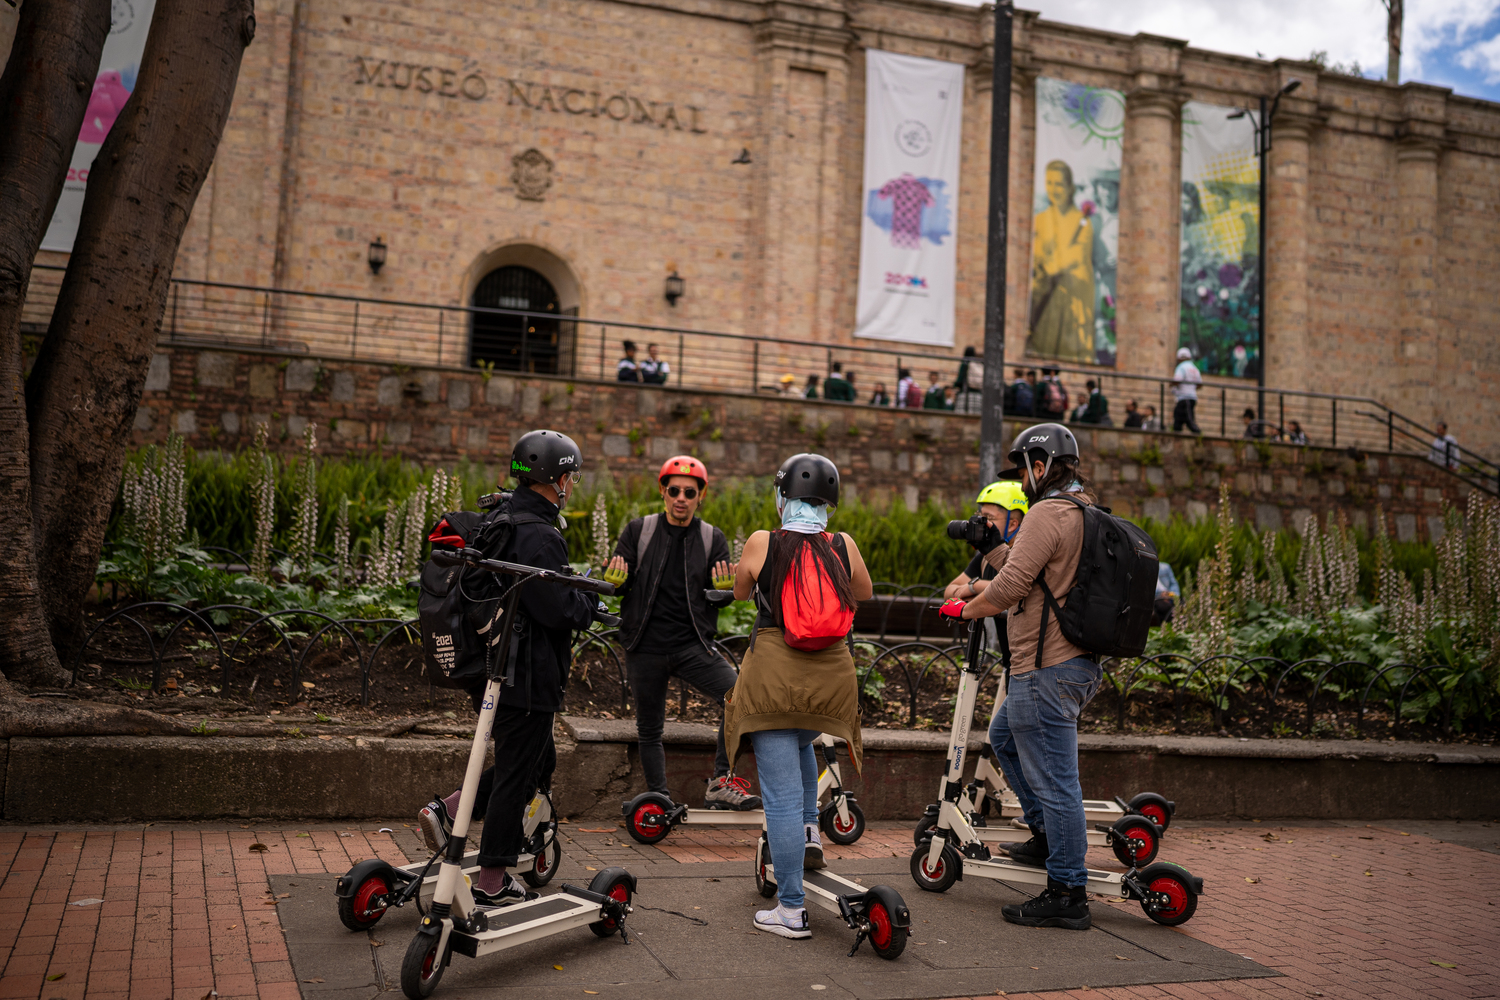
[24,263,1496,490]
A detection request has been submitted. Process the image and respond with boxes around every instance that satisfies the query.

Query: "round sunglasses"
[664,485,699,499]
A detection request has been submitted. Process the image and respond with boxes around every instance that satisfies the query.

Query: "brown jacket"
[970,495,1090,675]
[723,628,863,773]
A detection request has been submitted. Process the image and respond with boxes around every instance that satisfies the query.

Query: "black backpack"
[418,494,553,690]
[1033,494,1158,668]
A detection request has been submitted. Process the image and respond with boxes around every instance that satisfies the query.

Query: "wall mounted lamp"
[367,236,387,275]
[664,270,685,307]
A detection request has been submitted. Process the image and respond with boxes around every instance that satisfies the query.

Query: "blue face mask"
[775,487,831,534]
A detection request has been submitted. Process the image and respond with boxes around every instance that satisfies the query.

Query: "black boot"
[1003,830,1049,867]
[1002,878,1091,930]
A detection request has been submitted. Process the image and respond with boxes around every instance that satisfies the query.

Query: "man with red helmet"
[602,456,760,809]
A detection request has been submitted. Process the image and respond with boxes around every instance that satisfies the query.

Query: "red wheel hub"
[1148,876,1188,919]
[633,803,666,839]
[420,941,439,979]
[1140,804,1168,826]
[922,856,945,879]
[867,902,892,948]
[1124,824,1153,850]
[534,845,551,877]
[833,811,856,834]
[600,881,630,930]
[352,876,388,923]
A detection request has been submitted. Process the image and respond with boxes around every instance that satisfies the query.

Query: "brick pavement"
[0,818,1496,1000]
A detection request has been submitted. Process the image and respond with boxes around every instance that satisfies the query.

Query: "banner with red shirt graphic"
[854,50,964,347]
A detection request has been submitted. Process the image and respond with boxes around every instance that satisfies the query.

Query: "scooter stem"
[449,677,501,852]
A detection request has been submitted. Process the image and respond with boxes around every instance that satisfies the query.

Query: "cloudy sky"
[997,0,1500,103]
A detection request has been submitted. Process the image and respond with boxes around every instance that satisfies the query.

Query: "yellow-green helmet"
[976,480,1028,512]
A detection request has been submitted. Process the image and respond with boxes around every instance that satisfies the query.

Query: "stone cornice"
[754,3,856,63]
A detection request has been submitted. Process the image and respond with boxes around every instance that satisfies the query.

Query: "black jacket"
[612,514,733,653]
[494,486,596,712]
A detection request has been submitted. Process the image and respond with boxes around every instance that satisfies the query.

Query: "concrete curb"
[4,722,1496,823]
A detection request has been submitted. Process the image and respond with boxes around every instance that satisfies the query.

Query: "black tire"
[399,931,449,999]
[908,842,960,893]
[521,835,562,888]
[338,874,390,931]
[754,837,777,898]
[1138,864,1198,926]
[1127,792,1175,832]
[864,885,910,960]
[625,797,673,845]
[587,867,636,937]
[1110,816,1162,867]
[912,811,938,847]
[820,798,865,846]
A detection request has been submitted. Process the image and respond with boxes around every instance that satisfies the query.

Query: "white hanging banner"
[40,0,158,252]
[854,50,964,347]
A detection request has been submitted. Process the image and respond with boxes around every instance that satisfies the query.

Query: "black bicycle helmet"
[510,429,582,484]
[775,453,839,507]
[1004,422,1080,479]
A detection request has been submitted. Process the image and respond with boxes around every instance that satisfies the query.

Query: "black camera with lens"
[946,513,1001,554]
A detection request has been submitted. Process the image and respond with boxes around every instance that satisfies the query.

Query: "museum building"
[152,0,1499,449]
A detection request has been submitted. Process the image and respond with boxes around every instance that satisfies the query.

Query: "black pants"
[626,643,738,794]
[1173,399,1199,433]
[470,704,555,868]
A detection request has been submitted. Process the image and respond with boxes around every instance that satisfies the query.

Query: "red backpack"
[765,533,855,651]
[904,381,923,408]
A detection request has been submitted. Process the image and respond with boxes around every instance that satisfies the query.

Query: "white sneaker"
[804,823,826,870]
[754,903,811,939]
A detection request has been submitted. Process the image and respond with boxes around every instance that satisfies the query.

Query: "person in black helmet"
[418,429,596,906]
[938,422,1103,930]
[724,454,873,940]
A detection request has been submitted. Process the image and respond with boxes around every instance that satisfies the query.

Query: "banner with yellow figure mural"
[1026,77,1124,368]
[1178,101,1260,379]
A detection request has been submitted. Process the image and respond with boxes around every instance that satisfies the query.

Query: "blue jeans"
[749,729,820,909]
[988,658,1102,888]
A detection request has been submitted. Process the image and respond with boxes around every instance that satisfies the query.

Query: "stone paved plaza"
[0,817,1495,1000]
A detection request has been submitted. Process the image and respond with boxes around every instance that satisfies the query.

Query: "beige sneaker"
[704,774,762,810]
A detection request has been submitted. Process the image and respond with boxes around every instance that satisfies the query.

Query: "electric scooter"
[622,588,866,847]
[754,833,911,959]
[912,613,1175,868]
[909,620,1203,927]
[383,548,638,999]
[335,788,561,932]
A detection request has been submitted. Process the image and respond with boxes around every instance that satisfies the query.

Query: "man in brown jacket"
[947,423,1103,930]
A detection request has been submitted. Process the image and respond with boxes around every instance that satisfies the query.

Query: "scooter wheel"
[521,836,562,888]
[912,813,938,847]
[1127,792,1175,831]
[1138,864,1198,926]
[864,885,910,960]
[338,874,390,931]
[820,799,865,846]
[754,837,777,898]
[399,931,450,999]
[908,842,960,893]
[626,800,672,845]
[588,867,636,937]
[1110,815,1161,867]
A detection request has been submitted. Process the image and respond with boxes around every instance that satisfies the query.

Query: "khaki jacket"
[723,628,863,774]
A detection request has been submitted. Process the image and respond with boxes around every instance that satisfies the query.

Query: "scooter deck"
[991,795,1124,823]
[959,856,1129,898]
[973,826,1112,848]
[450,892,606,958]
[395,850,480,879]
[677,808,770,826]
[763,865,867,915]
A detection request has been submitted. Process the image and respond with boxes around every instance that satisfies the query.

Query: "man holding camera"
[943,481,1029,603]
[602,456,760,810]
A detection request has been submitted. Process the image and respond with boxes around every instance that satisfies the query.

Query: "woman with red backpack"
[724,454,874,940]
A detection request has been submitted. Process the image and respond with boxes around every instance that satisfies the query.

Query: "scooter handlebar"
[703,589,736,601]
[431,547,617,595]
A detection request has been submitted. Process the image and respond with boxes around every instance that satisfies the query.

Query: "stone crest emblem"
[511,148,554,201]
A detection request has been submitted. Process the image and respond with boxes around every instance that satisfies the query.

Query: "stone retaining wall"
[133,344,1478,539]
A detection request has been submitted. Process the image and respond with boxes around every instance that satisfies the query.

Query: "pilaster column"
[1114,34,1186,376]
[1263,102,1319,393]
[748,3,853,343]
[1390,83,1450,420]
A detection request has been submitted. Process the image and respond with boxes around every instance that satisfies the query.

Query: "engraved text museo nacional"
[351,57,708,132]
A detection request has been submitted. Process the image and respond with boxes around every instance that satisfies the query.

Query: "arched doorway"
[469,265,563,373]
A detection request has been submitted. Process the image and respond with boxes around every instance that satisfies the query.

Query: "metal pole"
[438,311,444,367]
[351,301,359,357]
[978,0,1014,486]
[598,325,606,380]
[1387,410,1393,451]
[171,283,179,340]
[753,340,760,393]
[1256,94,1268,422]
[677,333,684,386]
[1331,398,1337,447]
[1220,387,1226,437]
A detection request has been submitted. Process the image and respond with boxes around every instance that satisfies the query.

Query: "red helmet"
[658,455,708,488]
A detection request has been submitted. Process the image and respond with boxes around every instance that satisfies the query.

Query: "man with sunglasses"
[603,456,759,810]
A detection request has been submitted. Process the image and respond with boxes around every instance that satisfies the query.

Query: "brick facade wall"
[136,344,1479,542]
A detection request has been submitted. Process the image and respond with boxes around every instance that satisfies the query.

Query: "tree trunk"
[26,0,256,664]
[0,0,112,687]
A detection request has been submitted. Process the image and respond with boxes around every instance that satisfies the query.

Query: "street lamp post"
[1229,78,1300,421]
[979,0,1014,486]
